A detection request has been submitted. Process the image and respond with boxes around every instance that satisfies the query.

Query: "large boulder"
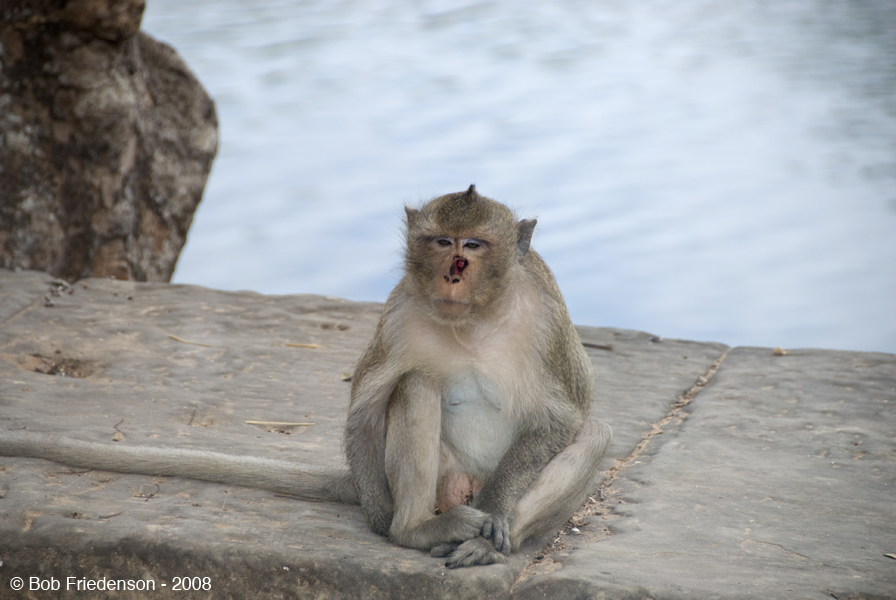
[0,0,217,282]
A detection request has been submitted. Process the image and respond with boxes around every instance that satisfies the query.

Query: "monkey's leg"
[510,418,612,547]
[384,373,486,551]
[440,418,611,569]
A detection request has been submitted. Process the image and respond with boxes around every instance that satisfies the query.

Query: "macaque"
[345,185,611,567]
[0,186,611,568]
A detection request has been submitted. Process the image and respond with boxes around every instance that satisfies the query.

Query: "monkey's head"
[403,185,536,324]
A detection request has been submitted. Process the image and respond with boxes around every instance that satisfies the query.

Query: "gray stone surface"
[0,268,892,599]
[513,347,896,600]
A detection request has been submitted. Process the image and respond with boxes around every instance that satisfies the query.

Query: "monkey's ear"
[517,219,537,255]
[405,206,420,228]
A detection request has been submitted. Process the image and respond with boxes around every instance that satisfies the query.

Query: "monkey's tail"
[0,430,359,505]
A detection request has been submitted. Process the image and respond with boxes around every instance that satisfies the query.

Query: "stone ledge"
[0,269,892,599]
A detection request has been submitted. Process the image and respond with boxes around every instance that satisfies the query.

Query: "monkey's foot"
[442,537,507,569]
[429,542,460,558]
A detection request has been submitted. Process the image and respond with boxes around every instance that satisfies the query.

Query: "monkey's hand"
[480,514,512,555]
[440,537,507,569]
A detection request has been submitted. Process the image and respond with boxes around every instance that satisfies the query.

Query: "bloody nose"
[450,257,468,276]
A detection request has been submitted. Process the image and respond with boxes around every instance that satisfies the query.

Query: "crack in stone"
[740,537,810,561]
[607,346,731,477]
[513,347,732,588]
[0,295,44,329]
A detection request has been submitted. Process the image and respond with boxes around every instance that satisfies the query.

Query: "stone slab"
[0,269,726,598]
[512,346,896,600]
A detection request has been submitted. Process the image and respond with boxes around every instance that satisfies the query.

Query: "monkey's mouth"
[433,299,470,307]
[432,298,472,318]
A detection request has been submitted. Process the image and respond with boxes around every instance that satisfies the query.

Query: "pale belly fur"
[435,370,517,511]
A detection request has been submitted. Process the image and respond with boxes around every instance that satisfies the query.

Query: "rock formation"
[0,0,217,282]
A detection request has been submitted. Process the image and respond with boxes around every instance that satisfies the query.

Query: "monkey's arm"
[0,430,357,503]
[473,417,581,554]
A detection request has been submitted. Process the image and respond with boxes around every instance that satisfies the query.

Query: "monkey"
[0,185,611,569]
[344,185,611,567]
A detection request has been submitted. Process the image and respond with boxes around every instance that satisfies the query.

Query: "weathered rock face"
[0,0,217,282]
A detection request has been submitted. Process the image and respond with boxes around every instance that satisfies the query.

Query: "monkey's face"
[426,236,495,320]
[403,189,522,324]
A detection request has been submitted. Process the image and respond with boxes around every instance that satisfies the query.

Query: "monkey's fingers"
[444,537,507,569]
[480,514,511,555]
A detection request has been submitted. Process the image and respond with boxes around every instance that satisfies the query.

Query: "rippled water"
[143,0,896,353]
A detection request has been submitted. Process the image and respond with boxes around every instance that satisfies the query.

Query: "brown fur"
[346,186,611,567]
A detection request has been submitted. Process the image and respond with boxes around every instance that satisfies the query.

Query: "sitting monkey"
[345,185,611,566]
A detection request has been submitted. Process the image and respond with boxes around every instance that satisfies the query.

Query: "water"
[142,0,896,354]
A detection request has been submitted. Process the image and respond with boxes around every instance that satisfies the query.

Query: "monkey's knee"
[581,418,612,462]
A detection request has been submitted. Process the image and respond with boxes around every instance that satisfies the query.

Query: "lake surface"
[143,0,896,354]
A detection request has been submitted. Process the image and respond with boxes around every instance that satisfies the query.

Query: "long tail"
[0,430,358,504]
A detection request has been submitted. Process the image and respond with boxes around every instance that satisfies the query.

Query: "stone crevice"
[516,346,732,584]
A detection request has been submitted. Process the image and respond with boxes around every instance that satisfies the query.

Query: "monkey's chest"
[440,372,517,478]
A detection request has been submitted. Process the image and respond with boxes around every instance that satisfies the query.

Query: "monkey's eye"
[436,238,452,247]
[461,239,486,250]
